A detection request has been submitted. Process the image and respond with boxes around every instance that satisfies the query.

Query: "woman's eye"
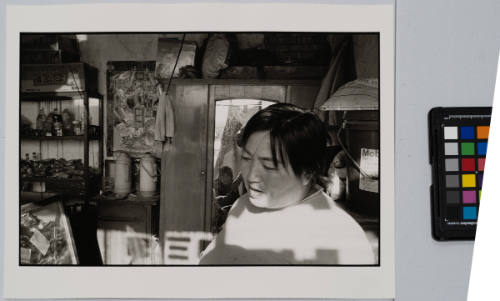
[241,156,251,161]
[263,165,277,171]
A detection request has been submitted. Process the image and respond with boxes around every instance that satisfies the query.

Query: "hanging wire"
[69,68,85,100]
[336,118,379,181]
[157,33,186,97]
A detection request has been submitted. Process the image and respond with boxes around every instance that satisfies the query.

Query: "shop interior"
[19,33,380,265]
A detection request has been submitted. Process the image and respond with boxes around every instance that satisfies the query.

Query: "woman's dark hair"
[241,103,329,182]
[219,166,234,178]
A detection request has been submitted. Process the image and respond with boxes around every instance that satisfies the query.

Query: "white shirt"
[199,189,376,265]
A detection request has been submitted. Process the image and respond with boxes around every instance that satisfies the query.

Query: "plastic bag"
[202,34,230,79]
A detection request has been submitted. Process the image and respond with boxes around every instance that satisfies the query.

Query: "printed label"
[359,148,379,193]
[29,228,50,255]
[20,247,31,264]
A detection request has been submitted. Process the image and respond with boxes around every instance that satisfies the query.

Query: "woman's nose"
[245,158,261,182]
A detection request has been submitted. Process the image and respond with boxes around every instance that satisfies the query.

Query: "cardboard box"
[155,38,197,79]
[21,35,80,63]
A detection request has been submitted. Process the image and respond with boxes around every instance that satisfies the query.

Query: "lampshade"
[320,78,379,111]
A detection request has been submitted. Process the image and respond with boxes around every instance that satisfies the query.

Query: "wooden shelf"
[20,191,62,204]
[94,194,159,206]
[20,63,104,208]
[167,78,321,86]
[21,174,101,197]
[20,91,102,101]
[22,174,102,183]
[23,176,83,182]
[21,135,100,141]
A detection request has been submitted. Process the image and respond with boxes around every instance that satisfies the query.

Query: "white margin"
[4,3,395,299]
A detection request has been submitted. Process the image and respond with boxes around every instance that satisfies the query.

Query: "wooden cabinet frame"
[159,79,320,264]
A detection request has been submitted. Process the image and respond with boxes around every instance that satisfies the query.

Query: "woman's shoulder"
[225,193,249,215]
[322,194,369,236]
[300,190,376,264]
[307,191,361,222]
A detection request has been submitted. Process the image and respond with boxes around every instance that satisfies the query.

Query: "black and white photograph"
[5,1,500,301]
[4,3,395,299]
[19,32,380,266]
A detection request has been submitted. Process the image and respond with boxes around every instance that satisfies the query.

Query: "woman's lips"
[249,187,263,193]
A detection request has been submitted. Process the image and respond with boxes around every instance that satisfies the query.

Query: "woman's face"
[241,131,310,209]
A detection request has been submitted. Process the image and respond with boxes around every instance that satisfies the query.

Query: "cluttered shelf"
[21,123,101,140]
[20,174,102,202]
[20,156,102,197]
[20,157,100,179]
[22,176,91,183]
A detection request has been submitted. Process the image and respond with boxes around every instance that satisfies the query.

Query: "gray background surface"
[1,0,500,300]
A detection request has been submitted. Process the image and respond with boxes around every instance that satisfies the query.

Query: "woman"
[199,103,375,265]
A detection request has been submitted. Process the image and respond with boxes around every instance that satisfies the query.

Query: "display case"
[20,200,78,265]
[20,63,103,205]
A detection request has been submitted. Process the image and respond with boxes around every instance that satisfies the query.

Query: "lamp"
[320,78,380,216]
[320,78,378,111]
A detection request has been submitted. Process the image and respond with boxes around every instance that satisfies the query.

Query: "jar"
[53,121,63,136]
[72,121,82,135]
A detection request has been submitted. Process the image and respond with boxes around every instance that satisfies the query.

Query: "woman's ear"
[301,172,313,186]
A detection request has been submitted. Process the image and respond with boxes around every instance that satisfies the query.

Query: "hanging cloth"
[313,40,355,125]
[154,90,175,141]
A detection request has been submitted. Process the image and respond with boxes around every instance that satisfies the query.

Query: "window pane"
[212,99,274,230]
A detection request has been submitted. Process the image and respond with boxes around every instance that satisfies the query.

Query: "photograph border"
[5,3,395,299]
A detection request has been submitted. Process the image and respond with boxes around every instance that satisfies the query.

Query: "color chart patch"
[443,125,488,220]
[429,107,491,240]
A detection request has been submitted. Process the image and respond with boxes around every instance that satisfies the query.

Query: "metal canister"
[139,153,157,197]
[113,151,132,197]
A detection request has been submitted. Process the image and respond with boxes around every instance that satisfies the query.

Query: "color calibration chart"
[429,107,491,240]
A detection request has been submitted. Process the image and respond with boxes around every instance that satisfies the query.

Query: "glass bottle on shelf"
[32,152,39,171]
[52,108,62,122]
[30,152,37,175]
[36,108,46,133]
[52,108,63,136]
[62,108,74,135]
[44,110,54,136]
[73,120,82,135]
[21,153,33,188]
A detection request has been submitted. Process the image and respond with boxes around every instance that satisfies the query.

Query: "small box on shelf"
[20,35,80,64]
[21,63,98,93]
